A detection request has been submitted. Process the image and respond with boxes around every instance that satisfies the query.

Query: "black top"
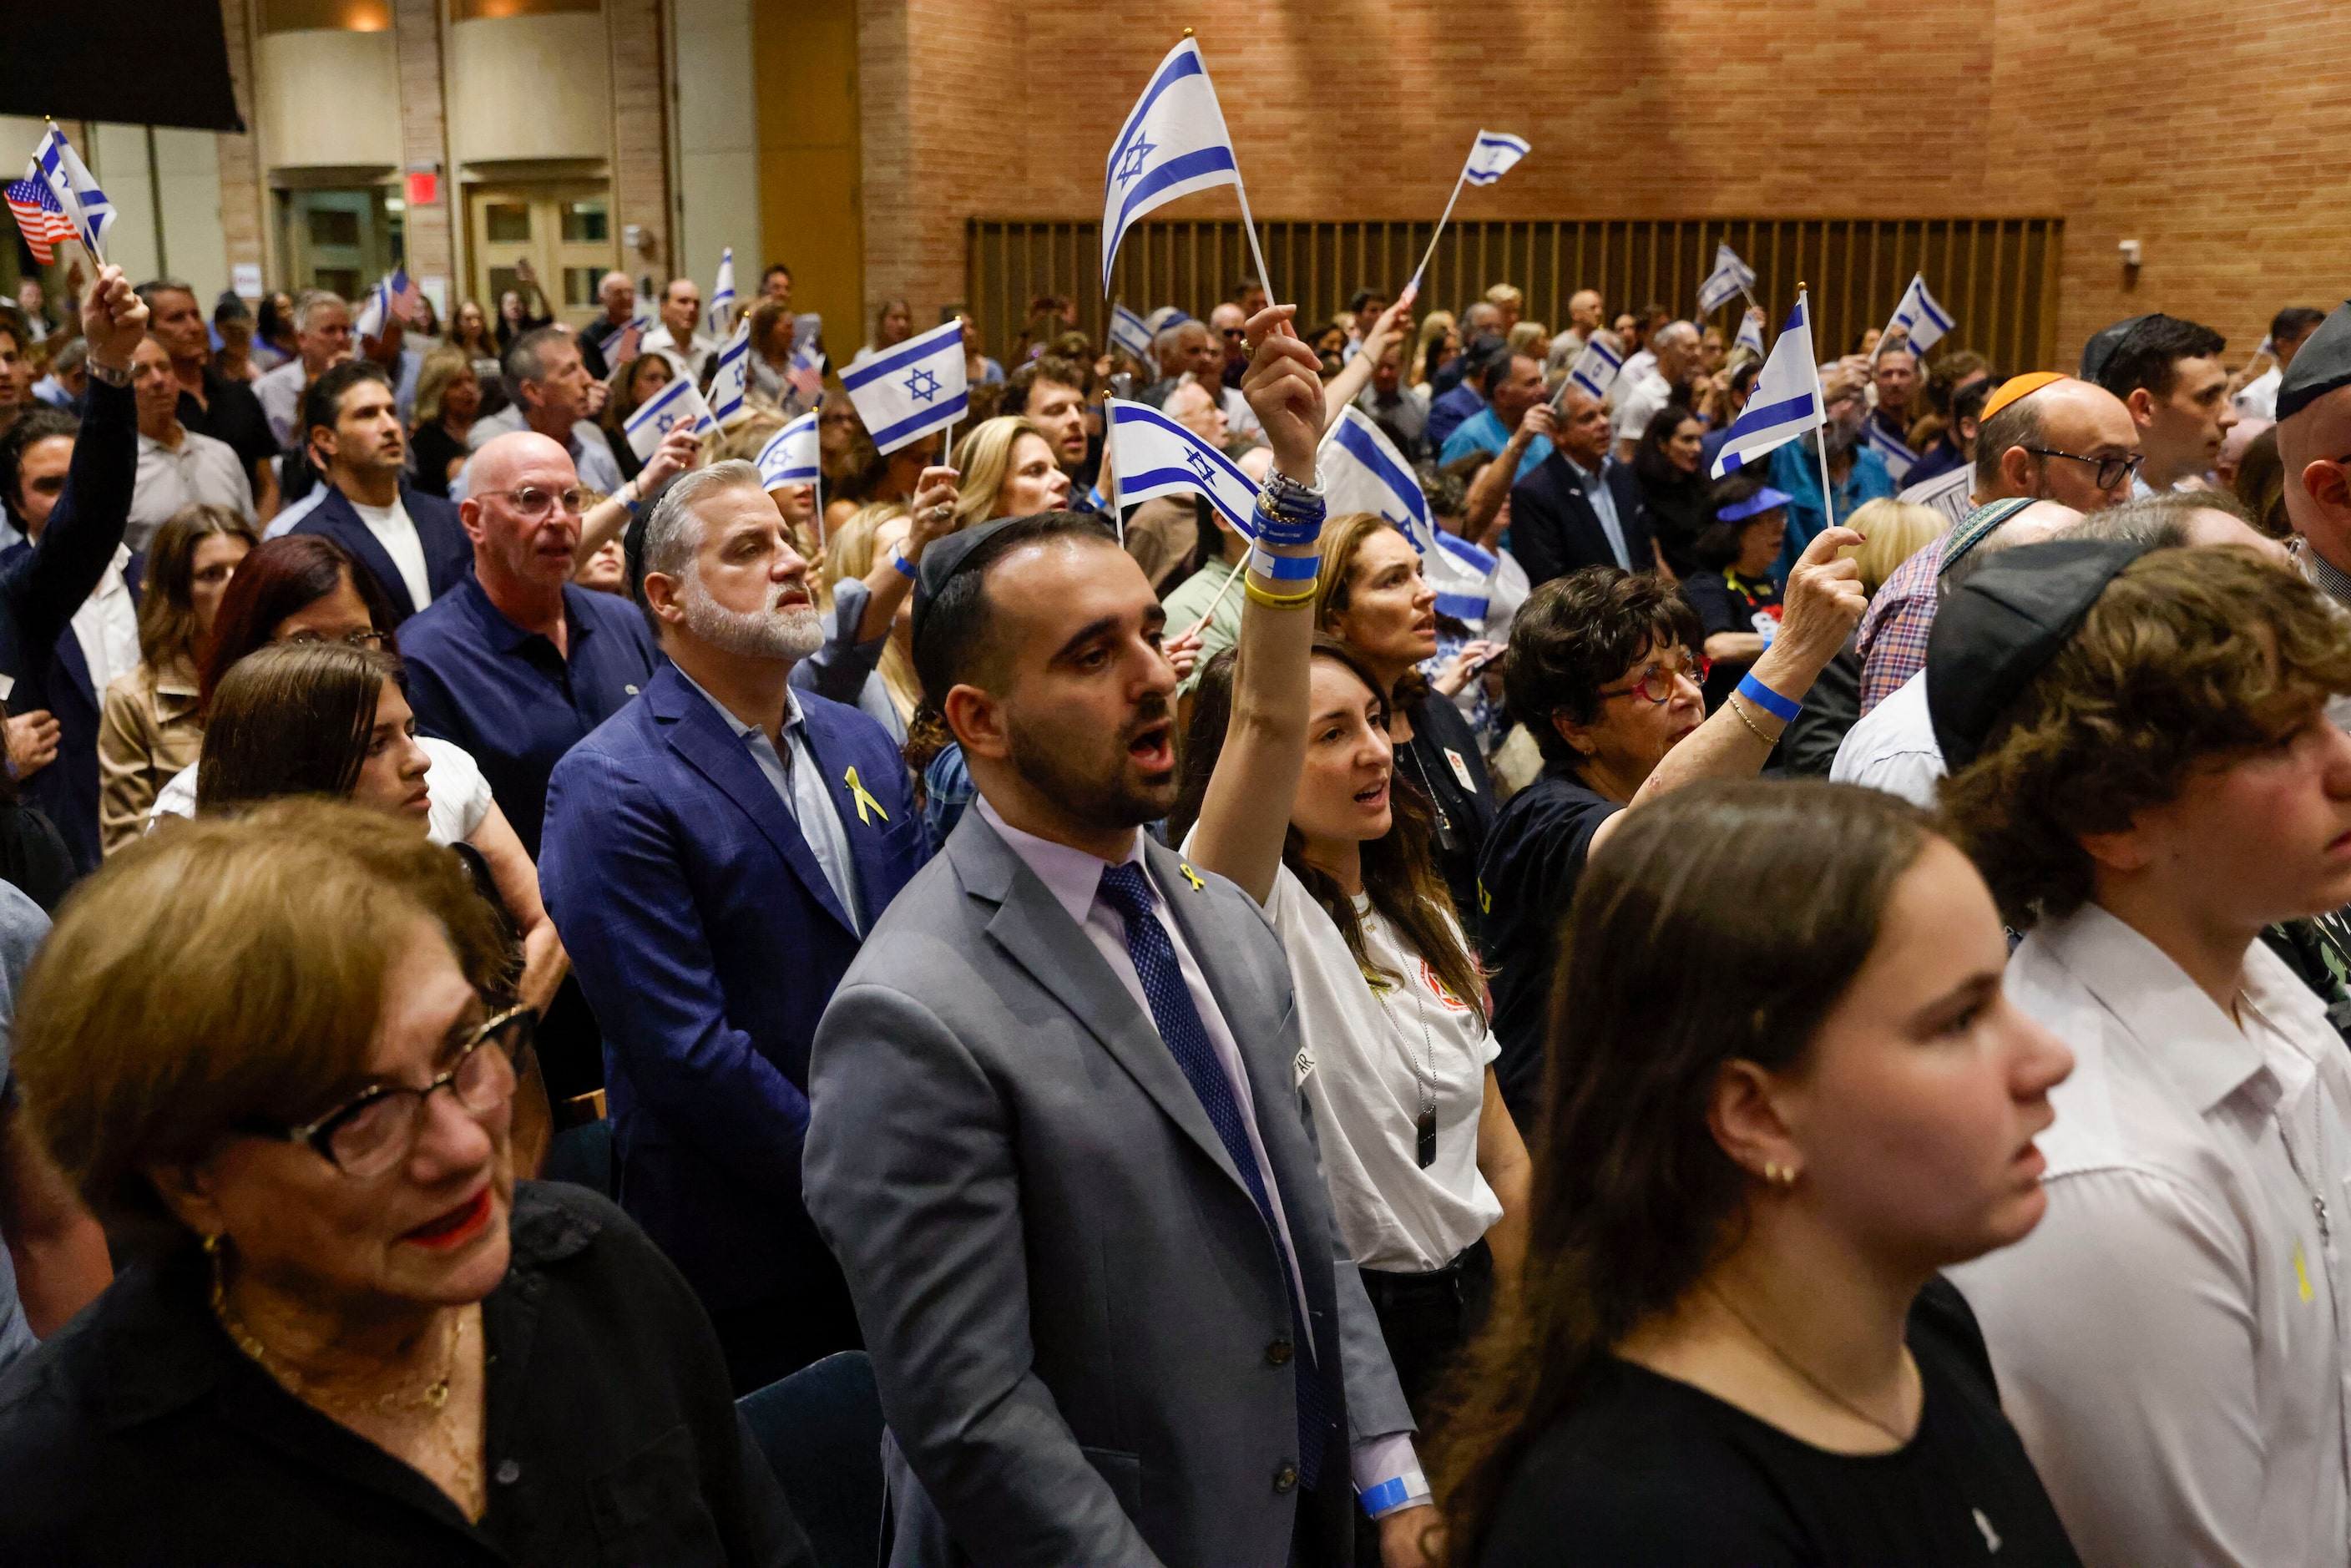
[1635,471,1710,577]
[1681,568,1784,711]
[410,422,468,499]
[177,366,278,499]
[1479,1282,2080,1568]
[1782,642,1862,779]
[0,802,73,913]
[0,1182,810,1567]
[1476,761,1620,1125]
[1396,690,1497,944]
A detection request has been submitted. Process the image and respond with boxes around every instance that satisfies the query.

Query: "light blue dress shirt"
[1563,453,1631,569]
[677,669,864,933]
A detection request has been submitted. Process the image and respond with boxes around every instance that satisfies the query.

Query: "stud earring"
[1761,1161,1782,1185]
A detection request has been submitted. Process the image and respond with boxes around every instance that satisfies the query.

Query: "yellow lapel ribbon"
[844,765,888,824]
[1179,862,1205,891]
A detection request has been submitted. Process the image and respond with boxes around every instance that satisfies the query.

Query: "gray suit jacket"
[804,809,1412,1567]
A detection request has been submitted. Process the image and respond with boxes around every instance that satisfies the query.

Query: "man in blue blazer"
[1508,382,1659,588]
[287,361,470,625]
[539,459,927,1394]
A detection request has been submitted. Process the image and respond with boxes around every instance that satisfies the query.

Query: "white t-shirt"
[351,494,433,612]
[1261,858,1504,1272]
[1829,668,1944,808]
[1610,369,1672,448]
[148,735,493,848]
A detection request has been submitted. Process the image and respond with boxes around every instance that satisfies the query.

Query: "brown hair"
[195,641,400,813]
[1430,779,1934,1562]
[14,800,508,1240]
[1942,547,2351,928]
[1170,635,1484,1024]
[2232,424,2291,539]
[1502,568,1706,769]
[138,503,258,680]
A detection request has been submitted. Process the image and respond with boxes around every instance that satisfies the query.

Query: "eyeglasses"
[1596,655,1708,706]
[488,485,587,519]
[1221,327,1246,341]
[2022,448,2144,493]
[241,1007,531,1178]
[281,628,386,650]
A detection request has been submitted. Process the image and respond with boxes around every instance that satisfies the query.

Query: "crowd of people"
[0,239,2345,1568]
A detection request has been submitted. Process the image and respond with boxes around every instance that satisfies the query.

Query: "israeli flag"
[1105,397,1260,536]
[1863,419,1919,484]
[757,409,822,491]
[840,318,968,456]
[1566,336,1624,402]
[1711,293,1825,479]
[623,373,714,462]
[707,319,754,424]
[709,247,737,333]
[1735,310,1767,357]
[1322,407,1435,554]
[1460,131,1532,187]
[352,277,390,341]
[1102,38,1243,295]
[29,125,114,261]
[1880,274,1955,356]
[1109,303,1155,361]
[1697,243,1757,316]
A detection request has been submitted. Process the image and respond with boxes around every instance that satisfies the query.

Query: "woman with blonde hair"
[821,503,921,733]
[1843,497,1949,596]
[947,414,1070,529]
[96,503,256,855]
[407,346,480,498]
[1413,311,1460,389]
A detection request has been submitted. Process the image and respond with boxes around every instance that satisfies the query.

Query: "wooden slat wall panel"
[968,217,2065,373]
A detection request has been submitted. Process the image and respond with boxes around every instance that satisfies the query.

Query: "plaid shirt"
[1857,546,1939,712]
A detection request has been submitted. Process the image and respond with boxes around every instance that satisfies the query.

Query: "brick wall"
[214,0,266,288]
[393,0,453,287]
[867,0,2349,368]
[609,0,674,281]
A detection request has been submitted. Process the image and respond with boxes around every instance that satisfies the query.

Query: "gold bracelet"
[1725,692,1779,746]
[1244,578,1319,610]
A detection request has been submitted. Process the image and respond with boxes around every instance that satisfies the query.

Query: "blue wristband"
[1250,545,1322,582]
[1251,503,1326,548]
[1736,671,1800,722]
[889,547,918,580]
[1359,1476,1422,1518]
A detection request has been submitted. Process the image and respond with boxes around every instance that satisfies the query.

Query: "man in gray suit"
[804,313,1431,1567]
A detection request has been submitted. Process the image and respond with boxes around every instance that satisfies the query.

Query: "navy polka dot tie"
[1098,862,1332,1489]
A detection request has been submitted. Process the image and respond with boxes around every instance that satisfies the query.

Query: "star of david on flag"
[1109,303,1155,362]
[1567,337,1625,403]
[1460,131,1532,187]
[1712,291,1827,479]
[707,317,754,425]
[709,247,737,334]
[1736,310,1767,358]
[1319,407,1526,632]
[1105,397,1261,536]
[622,372,715,461]
[1101,38,1246,296]
[1698,244,1757,316]
[1876,273,1956,357]
[757,409,822,492]
[840,317,968,455]
[28,125,113,263]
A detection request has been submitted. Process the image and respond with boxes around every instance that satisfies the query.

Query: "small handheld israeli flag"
[352,277,391,341]
[1735,310,1767,358]
[1877,274,1955,357]
[756,410,822,491]
[1460,131,1532,187]
[1565,337,1625,403]
[623,373,714,462]
[1322,407,1434,554]
[840,318,968,456]
[29,124,114,263]
[707,318,753,425]
[1711,292,1826,479]
[1697,244,1757,316]
[1863,419,1919,484]
[1109,303,1155,362]
[1105,397,1261,536]
[1102,38,1244,295]
[709,247,737,334]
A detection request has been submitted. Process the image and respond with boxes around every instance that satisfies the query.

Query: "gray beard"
[1821,421,1858,459]
[680,583,825,664]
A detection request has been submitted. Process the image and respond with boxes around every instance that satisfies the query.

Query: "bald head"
[459,431,586,603]
[2280,384,2351,573]
[1976,378,2139,512]
[465,430,576,501]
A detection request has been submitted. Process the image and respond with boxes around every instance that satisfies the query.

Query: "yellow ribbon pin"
[1477,879,1492,914]
[844,765,888,824]
[2297,1240,2317,1304]
[1179,862,1205,891]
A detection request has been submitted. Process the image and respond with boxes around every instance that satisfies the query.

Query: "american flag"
[5,177,75,265]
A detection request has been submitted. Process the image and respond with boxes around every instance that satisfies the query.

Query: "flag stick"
[1801,285,1838,529]
[1404,163,1472,304]
[1184,549,1249,638]
[1229,177,1277,326]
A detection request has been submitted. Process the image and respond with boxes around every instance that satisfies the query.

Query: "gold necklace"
[1703,1279,1915,1445]
[209,1239,463,1414]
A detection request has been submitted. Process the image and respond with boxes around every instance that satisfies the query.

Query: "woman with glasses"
[95,503,257,856]
[0,803,804,1562]
[1475,534,1868,1129]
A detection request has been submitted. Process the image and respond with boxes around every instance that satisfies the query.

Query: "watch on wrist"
[85,356,131,388]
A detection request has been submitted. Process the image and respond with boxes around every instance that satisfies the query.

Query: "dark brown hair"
[1502,567,1705,769]
[1429,779,1934,1562]
[138,503,259,679]
[195,642,400,813]
[1942,546,2351,928]
[15,799,508,1240]
[1170,635,1484,1024]
[200,534,401,711]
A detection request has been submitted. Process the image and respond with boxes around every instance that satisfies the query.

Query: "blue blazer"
[287,483,473,625]
[1,549,143,877]
[538,661,928,1314]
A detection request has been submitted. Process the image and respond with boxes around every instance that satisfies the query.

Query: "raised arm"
[1185,305,1328,908]
[1321,298,1413,428]
[574,422,700,566]
[1588,524,1866,857]
[853,466,962,644]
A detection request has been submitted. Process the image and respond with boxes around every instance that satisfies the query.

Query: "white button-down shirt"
[974,797,1425,1506]
[678,670,863,933]
[1829,668,1944,807]
[131,427,255,551]
[1952,903,2351,1568]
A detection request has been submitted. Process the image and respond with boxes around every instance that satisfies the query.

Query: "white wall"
[672,0,763,311]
